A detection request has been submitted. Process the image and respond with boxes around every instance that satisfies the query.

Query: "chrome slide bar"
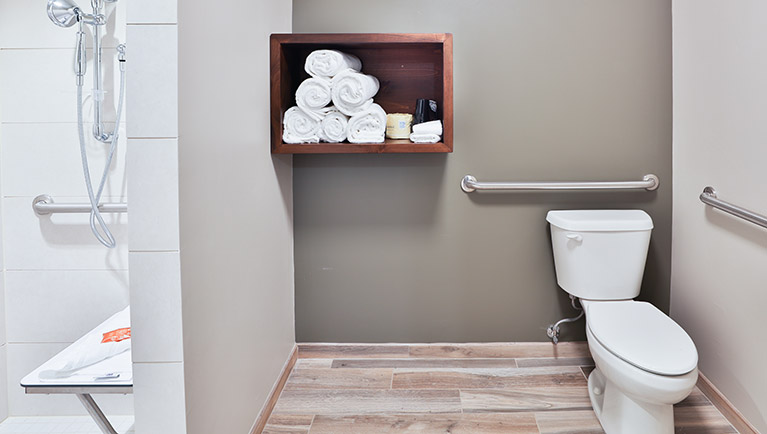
[461,174,659,193]
[700,187,767,229]
[32,194,127,216]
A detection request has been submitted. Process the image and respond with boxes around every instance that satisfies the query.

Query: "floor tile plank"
[332,358,518,369]
[263,414,314,434]
[298,344,410,359]
[273,390,462,415]
[674,406,737,433]
[295,359,334,369]
[308,413,539,434]
[392,367,586,390]
[517,357,594,368]
[285,368,393,390]
[535,410,604,434]
[408,342,589,359]
[462,387,592,413]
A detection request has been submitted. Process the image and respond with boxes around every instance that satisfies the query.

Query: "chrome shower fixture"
[46,0,125,248]
[47,0,104,27]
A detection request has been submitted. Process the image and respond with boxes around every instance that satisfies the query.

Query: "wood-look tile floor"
[264,343,737,434]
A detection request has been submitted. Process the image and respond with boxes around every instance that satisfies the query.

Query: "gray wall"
[293,0,672,343]
[178,1,295,433]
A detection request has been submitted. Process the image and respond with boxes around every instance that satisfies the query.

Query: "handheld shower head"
[47,0,105,27]
[47,0,81,27]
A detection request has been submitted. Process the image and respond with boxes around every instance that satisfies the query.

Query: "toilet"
[546,209,698,434]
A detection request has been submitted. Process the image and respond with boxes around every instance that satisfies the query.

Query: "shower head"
[47,0,105,27]
[47,0,81,27]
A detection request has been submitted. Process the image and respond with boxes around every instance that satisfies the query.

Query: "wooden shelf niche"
[270,33,453,154]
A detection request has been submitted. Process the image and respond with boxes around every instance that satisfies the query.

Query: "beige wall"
[671,1,767,431]
[177,1,295,433]
[292,0,673,342]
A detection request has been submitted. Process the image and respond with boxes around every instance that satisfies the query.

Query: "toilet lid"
[587,301,698,376]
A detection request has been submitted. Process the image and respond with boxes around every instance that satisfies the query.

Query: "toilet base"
[588,368,674,434]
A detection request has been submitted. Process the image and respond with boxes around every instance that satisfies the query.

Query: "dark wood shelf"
[270,33,453,154]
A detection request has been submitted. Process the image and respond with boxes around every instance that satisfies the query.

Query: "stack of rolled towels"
[283,50,387,144]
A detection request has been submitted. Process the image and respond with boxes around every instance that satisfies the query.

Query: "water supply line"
[546,295,584,344]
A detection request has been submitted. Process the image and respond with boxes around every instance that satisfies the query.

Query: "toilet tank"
[546,210,653,300]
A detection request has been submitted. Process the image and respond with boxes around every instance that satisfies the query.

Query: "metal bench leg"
[76,394,118,434]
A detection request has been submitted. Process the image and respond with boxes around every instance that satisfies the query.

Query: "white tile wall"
[127,0,177,24]
[0,0,126,49]
[0,49,123,123]
[132,363,186,434]
[6,344,133,416]
[1,0,131,420]
[125,25,178,138]
[0,346,8,422]
[2,197,128,271]
[128,252,182,363]
[126,139,179,251]
[1,123,127,198]
[5,271,129,344]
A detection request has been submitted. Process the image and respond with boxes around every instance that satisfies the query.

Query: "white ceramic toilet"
[546,210,698,434]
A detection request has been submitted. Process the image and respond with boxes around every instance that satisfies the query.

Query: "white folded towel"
[412,120,443,136]
[295,78,332,120]
[305,50,362,79]
[331,69,380,116]
[348,103,387,144]
[318,107,349,143]
[283,106,320,144]
[39,307,131,380]
[409,133,441,144]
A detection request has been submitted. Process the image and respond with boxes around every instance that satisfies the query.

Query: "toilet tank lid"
[546,210,653,232]
[587,301,698,376]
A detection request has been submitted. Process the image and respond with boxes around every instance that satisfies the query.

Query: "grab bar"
[461,174,659,193]
[700,187,767,229]
[32,194,127,216]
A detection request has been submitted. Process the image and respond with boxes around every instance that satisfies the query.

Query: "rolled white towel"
[295,78,332,120]
[331,69,380,116]
[305,49,362,79]
[348,103,387,144]
[39,307,131,380]
[318,108,349,143]
[412,120,443,136]
[283,106,320,144]
[409,133,441,144]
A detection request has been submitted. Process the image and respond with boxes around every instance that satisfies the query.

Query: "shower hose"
[76,45,126,248]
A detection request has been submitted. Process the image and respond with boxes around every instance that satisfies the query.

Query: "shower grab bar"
[460,174,659,193]
[32,194,127,216]
[700,187,767,229]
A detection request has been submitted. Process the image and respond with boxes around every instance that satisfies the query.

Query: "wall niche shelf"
[270,33,453,154]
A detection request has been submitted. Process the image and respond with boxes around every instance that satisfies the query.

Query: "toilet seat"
[586,301,698,376]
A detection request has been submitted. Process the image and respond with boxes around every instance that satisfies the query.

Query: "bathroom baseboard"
[697,372,759,434]
[250,344,298,434]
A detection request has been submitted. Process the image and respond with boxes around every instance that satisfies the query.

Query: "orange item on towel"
[101,328,131,343]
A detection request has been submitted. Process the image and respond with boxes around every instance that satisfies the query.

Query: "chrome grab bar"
[32,194,127,216]
[461,174,659,193]
[700,187,767,229]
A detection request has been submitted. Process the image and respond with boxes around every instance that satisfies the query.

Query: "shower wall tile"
[0,49,122,124]
[0,276,5,345]
[133,362,186,434]
[6,343,134,416]
[126,25,178,138]
[1,197,128,271]
[129,252,183,363]
[0,345,7,421]
[0,123,128,199]
[127,0,177,24]
[4,271,129,344]
[0,0,126,49]
[127,139,179,251]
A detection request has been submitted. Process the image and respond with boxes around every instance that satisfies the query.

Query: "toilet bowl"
[582,300,698,434]
[546,210,698,433]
